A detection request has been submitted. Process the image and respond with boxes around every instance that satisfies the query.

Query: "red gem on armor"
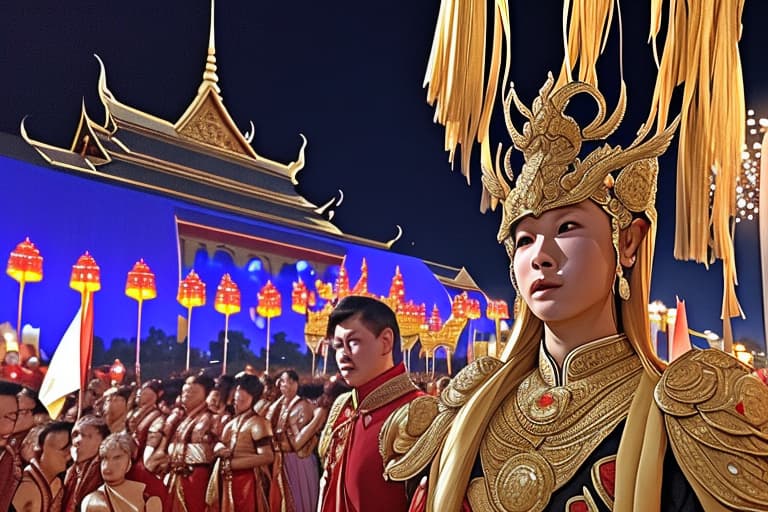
[599,459,616,498]
[537,393,554,408]
[735,401,745,415]
[568,500,588,512]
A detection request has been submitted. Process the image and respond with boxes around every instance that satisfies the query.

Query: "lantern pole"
[186,305,193,372]
[77,290,90,420]
[222,313,230,375]
[135,298,143,385]
[265,315,271,374]
[322,339,329,375]
[15,280,25,340]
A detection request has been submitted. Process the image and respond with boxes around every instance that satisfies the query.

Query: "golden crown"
[483,73,679,245]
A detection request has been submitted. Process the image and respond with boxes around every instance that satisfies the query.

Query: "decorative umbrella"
[125,259,157,384]
[257,280,281,373]
[177,270,206,371]
[70,252,100,418]
[6,238,43,340]
[214,274,241,375]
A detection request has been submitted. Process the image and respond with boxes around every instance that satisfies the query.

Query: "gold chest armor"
[470,334,643,512]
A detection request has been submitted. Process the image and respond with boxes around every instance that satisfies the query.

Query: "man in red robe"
[0,380,23,511]
[318,296,424,512]
[145,373,216,512]
[62,415,110,511]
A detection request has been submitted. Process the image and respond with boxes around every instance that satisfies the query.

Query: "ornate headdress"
[483,73,678,299]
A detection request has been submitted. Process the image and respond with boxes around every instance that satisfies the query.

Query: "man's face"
[181,379,206,410]
[233,387,253,415]
[13,394,35,434]
[0,395,18,444]
[41,430,71,475]
[71,424,103,462]
[103,394,127,420]
[100,445,130,486]
[137,387,157,408]
[206,390,222,411]
[332,314,393,388]
[278,373,298,398]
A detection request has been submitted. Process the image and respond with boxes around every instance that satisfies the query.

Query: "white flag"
[39,308,82,418]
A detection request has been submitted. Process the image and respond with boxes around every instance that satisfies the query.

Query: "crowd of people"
[0,296,458,512]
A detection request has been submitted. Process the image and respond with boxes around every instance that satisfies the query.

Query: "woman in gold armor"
[380,76,768,512]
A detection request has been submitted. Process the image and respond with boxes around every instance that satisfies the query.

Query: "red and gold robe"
[0,444,22,511]
[318,363,424,512]
[62,456,103,512]
[165,403,216,512]
[206,410,272,512]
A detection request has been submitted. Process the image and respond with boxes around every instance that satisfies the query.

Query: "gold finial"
[202,0,220,94]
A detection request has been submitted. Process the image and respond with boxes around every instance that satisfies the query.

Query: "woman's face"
[512,200,616,327]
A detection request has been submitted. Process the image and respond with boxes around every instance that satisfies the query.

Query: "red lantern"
[215,274,241,316]
[125,259,157,301]
[70,252,101,293]
[125,259,157,384]
[291,279,309,314]
[257,281,282,318]
[109,359,126,384]
[177,270,206,308]
[467,299,481,320]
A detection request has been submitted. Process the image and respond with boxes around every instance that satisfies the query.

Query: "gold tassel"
[424,0,511,194]
[556,0,616,90]
[643,0,746,327]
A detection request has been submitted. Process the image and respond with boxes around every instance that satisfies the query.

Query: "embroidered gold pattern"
[476,335,642,511]
[381,357,504,482]
[656,349,768,511]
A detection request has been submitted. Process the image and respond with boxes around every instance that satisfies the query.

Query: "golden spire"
[201,0,220,94]
[175,0,258,158]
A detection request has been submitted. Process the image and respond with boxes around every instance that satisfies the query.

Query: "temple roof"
[20,0,391,245]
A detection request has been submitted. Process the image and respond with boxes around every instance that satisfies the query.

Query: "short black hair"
[74,415,110,441]
[188,372,215,395]
[0,380,23,397]
[36,421,72,456]
[280,369,300,383]
[326,295,400,343]
[234,374,264,400]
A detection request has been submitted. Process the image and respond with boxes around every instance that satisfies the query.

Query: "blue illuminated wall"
[2,149,478,366]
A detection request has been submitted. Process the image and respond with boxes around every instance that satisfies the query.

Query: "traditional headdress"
[482,73,677,299]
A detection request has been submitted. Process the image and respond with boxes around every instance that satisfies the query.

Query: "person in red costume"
[144,372,216,512]
[62,415,110,511]
[207,373,274,512]
[317,295,424,512]
[0,380,23,512]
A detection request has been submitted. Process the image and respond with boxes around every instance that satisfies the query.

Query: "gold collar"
[538,333,636,387]
[472,333,643,512]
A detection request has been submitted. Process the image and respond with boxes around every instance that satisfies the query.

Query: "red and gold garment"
[318,363,423,512]
[165,403,216,512]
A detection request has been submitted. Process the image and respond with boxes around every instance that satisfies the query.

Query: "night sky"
[1,1,766,346]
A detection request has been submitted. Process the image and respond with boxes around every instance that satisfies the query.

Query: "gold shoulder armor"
[655,349,768,511]
[317,391,352,461]
[379,357,503,482]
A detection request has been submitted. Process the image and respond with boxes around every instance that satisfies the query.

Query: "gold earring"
[611,218,631,301]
